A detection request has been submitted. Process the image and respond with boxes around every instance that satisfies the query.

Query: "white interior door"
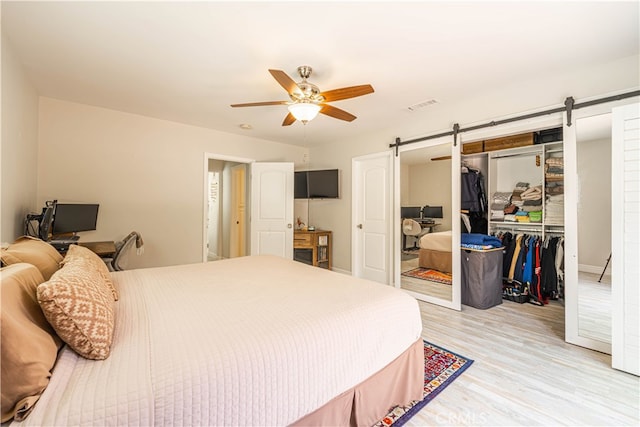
[352,152,392,284]
[250,162,294,258]
[611,102,640,376]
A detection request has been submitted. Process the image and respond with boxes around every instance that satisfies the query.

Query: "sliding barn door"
[611,102,640,376]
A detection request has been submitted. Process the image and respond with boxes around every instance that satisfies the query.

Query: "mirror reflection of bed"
[400,144,453,302]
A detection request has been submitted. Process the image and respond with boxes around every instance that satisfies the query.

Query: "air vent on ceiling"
[407,99,439,111]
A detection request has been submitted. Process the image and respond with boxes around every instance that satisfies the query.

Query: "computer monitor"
[422,205,443,219]
[52,203,99,235]
[401,206,421,219]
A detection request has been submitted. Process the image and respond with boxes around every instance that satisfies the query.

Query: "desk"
[419,221,440,232]
[402,221,440,251]
[78,241,117,258]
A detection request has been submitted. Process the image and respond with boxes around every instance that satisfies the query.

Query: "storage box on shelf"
[484,132,535,152]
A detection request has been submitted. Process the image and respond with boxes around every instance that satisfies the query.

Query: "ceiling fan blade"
[269,69,300,95]
[230,100,289,107]
[282,112,296,126]
[320,84,374,102]
[320,104,357,122]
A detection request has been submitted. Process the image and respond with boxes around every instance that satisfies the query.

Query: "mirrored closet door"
[395,139,461,310]
[565,110,613,354]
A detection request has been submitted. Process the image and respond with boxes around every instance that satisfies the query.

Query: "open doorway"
[203,154,254,262]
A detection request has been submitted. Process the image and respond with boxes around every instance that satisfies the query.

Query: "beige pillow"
[1,263,63,423]
[62,244,118,301]
[37,261,114,360]
[0,236,63,280]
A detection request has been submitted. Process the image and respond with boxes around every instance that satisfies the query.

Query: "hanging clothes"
[493,231,564,306]
[500,232,515,278]
[540,236,560,303]
[461,167,487,213]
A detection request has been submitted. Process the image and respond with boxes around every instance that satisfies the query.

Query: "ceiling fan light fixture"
[288,102,321,123]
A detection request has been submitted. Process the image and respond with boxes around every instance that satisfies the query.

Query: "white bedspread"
[14,255,422,426]
[419,230,452,252]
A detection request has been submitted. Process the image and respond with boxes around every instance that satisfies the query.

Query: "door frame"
[202,153,254,263]
[351,150,393,283]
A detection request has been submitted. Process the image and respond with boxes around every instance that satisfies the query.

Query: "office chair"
[402,218,427,252]
[108,231,144,271]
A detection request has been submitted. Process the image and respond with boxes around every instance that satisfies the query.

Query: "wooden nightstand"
[293,230,332,269]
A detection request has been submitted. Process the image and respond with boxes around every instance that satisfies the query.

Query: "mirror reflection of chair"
[107,231,144,271]
[402,219,428,253]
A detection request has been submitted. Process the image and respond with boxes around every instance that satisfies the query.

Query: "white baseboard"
[579,263,611,276]
[331,267,351,276]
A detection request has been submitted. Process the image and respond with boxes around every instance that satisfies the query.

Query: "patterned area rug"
[401,268,452,285]
[374,340,474,427]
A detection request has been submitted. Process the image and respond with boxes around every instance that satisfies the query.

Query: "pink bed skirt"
[292,338,424,427]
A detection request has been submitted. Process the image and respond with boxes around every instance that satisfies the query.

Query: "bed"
[1,238,424,427]
[418,230,453,273]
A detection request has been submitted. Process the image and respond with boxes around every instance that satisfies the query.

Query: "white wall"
[309,54,639,273]
[37,98,308,268]
[408,160,453,231]
[1,34,39,243]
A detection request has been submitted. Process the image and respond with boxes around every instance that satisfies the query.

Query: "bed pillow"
[62,244,118,301]
[37,261,115,360]
[1,263,63,423]
[0,236,63,280]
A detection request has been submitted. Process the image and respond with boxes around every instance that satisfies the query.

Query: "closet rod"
[492,224,543,232]
[493,225,565,234]
[390,90,640,153]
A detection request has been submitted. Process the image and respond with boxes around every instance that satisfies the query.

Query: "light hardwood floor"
[405,299,639,426]
[578,271,611,344]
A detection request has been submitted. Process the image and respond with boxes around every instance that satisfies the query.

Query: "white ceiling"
[2,1,638,148]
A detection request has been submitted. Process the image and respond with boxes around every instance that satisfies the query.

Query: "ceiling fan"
[230,66,374,126]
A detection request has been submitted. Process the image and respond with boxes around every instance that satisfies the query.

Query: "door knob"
[287,223,292,228]
[357,224,363,229]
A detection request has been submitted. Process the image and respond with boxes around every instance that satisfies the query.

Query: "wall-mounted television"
[294,170,308,199]
[294,169,340,199]
[52,203,100,235]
